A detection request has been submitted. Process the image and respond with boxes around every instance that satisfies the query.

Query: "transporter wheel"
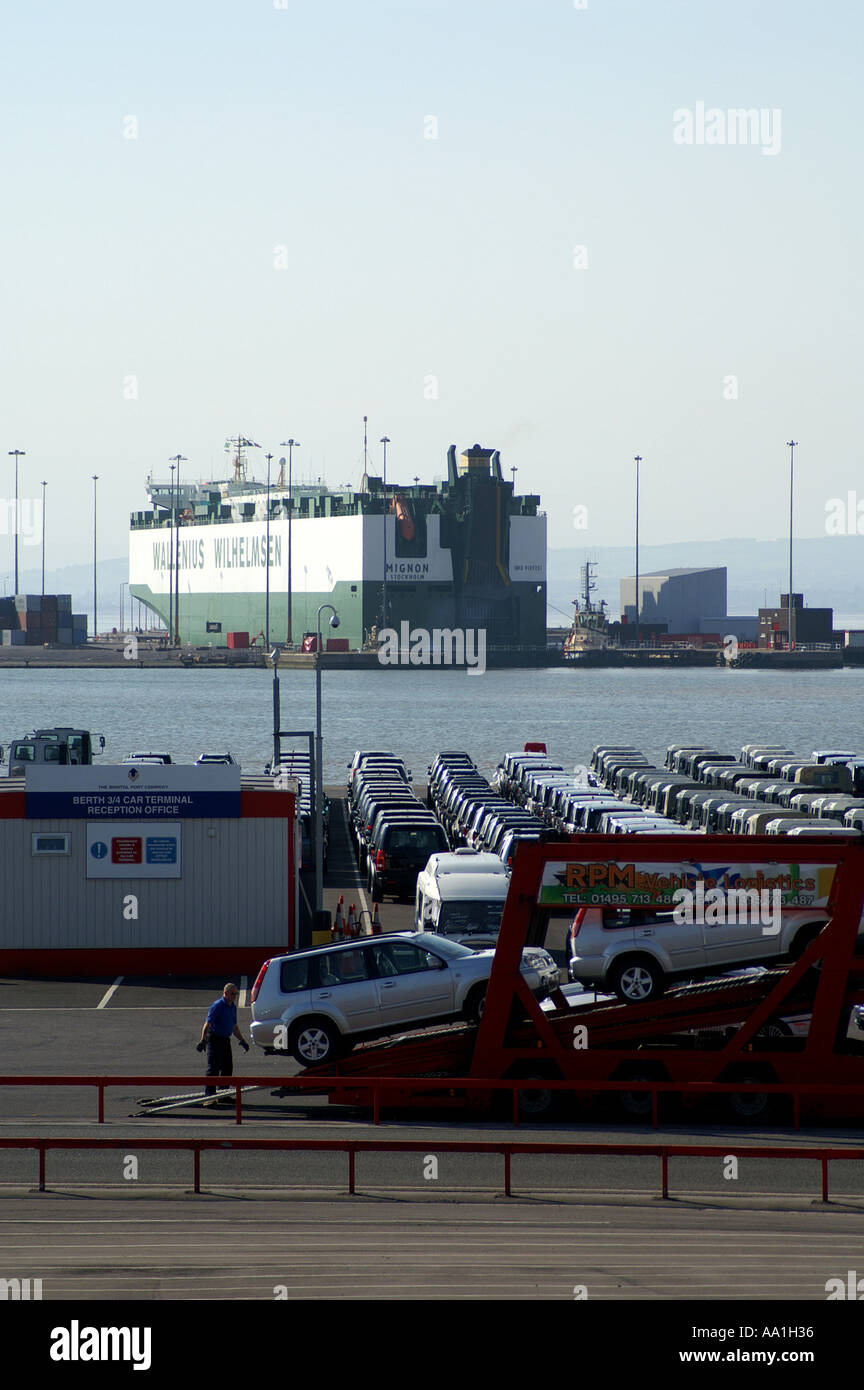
[289,1019,342,1066]
[505,1063,562,1120]
[609,957,665,1004]
[611,1063,669,1120]
[721,1065,780,1122]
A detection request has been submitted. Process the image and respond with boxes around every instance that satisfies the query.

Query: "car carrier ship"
[129,438,547,655]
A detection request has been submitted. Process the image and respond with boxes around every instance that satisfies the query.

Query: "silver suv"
[251,931,559,1064]
[568,905,832,1003]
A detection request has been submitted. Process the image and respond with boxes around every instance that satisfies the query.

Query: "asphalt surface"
[2,794,864,1303]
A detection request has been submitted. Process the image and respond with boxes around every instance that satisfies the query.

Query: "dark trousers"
[205,1035,233,1096]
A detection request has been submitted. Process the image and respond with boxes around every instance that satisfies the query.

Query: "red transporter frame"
[470,834,864,1118]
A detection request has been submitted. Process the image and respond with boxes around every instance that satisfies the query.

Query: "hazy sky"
[1,0,860,573]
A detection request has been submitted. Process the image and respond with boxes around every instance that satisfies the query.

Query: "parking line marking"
[96,977,124,1010]
[238,976,248,1009]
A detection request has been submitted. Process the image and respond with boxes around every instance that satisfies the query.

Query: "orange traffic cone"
[347,903,357,937]
[371,903,382,935]
[332,896,345,940]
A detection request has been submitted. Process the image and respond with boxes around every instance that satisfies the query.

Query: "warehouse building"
[0,764,297,975]
[620,566,727,634]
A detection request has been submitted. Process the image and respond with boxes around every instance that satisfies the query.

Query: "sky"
[1,0,861,574]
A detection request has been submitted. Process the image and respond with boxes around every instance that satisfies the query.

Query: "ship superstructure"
[129,441,547,651]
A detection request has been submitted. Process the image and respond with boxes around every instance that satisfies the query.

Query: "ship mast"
[225,435,260,485]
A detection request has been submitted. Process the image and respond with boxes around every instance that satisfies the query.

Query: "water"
[2,665,863,781]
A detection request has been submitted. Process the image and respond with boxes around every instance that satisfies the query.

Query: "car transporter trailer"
[295,833,864,1124]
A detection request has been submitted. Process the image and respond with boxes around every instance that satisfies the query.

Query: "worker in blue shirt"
[197,982,249,1106]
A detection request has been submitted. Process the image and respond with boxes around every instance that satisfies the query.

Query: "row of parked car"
[492,748,698,838]
[427,750,543,863]
[266,748,329,871]
[347,750,449,900]
[591,743,864,836]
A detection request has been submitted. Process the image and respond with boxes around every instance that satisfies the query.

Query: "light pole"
[787,439,798,651]
[8,450,25,594]
[265,452,273,646]
[314,602,340,913]
[40,481,47,597]
[120,580,128,634]
[169,454,186,645]
[380,436,390,629]
[167,462,175,640]
[92,475,99,640]
[634,454,642,648]
[279,439,300,644]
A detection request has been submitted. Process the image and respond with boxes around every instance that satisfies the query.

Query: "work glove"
[240,1041,250,1053]
[196,1041,206,1053]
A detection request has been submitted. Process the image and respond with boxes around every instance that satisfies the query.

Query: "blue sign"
[90,840,108,859]
[146,837,178,864]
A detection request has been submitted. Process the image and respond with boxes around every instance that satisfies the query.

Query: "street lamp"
[279,439,300,644]
[169,454,186,645]
[40,481,47,598]
[380,436,390,629]
[787,439,798,651]
[120,580,128,634]
[167,462,175,640]
[92,475,99,640]
[8,450,25,594]
[314,602,340,913]
[265,452,273,647]
[634,455,642,649]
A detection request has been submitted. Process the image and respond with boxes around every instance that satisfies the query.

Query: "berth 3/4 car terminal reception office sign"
[25,763,242,818]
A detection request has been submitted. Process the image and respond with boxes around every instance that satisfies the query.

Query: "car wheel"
[464,985,487,1025]
[609,957,665,1004]
[790,924,824,964]
[289,1019,341,1066]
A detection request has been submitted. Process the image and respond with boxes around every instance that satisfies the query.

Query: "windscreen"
[437,900,505,937]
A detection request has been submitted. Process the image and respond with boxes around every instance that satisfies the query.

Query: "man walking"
[197,982,249,1106]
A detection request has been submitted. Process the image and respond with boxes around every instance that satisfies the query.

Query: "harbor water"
[2,665,863,782]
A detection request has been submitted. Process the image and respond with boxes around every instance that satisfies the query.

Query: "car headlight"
[523,950,556,970]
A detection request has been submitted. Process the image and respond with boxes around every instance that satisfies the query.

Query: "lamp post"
[169,454,186,645]
[279,440,300,644]
[314,602,340,914]
[264,452,273,646]
[380,436,390,629]
[787,439,798,651]
[92,475,99,640]
[120,580,128,634]
[40,481,47,597]
[8,450,25,594]
[167,462,175,640]
[634,454,642,648]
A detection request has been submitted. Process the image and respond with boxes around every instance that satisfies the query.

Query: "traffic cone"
[347,903,357,937]
[371,903,382,935]
[332,896,345,940]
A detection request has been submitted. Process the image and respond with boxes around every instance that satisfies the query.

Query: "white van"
[414,850,511,948]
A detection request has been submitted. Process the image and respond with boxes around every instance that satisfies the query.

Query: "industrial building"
[620,567,727,635]
[758,592,837,649]
[0,764,297,975]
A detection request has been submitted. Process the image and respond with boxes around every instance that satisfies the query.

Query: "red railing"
[0,1135,861,1200]
[4,1073,864,1129]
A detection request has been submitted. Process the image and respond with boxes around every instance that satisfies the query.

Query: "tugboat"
[563,562,614,657]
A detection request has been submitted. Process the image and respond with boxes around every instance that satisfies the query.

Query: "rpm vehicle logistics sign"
[25,765,241,819]
[540,859,837,909]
